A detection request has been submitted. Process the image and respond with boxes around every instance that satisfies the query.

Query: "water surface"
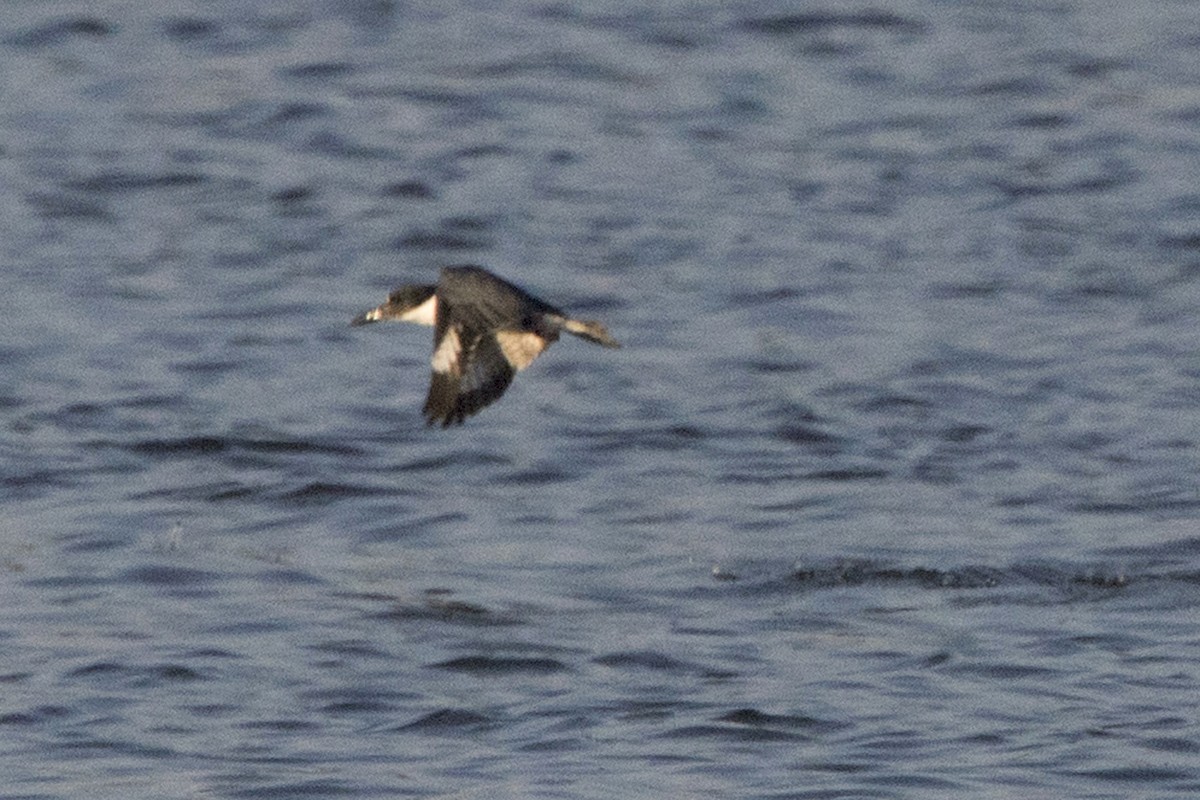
[4,1,1200,797]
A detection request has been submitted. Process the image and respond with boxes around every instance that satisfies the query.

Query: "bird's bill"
[350,305,385,326]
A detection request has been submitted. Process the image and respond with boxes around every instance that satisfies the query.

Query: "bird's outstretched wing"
[422,302,519,426]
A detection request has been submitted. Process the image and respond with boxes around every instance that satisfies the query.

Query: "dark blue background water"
[5,1,1200,797]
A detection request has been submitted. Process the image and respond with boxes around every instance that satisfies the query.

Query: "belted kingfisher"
[352,265,620,426]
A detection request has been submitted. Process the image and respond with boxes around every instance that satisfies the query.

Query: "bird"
[352,265,620,426]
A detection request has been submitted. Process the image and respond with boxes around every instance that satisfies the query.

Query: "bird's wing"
[422,303,517,426]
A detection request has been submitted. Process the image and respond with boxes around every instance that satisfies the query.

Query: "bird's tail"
[562,318,621,348]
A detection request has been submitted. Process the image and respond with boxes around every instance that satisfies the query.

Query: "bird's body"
[352,266,619,426]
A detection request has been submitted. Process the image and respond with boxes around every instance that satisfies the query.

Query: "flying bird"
[352,265,620,426]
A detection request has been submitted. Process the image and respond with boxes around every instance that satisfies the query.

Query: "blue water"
[4,1,1200,797]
